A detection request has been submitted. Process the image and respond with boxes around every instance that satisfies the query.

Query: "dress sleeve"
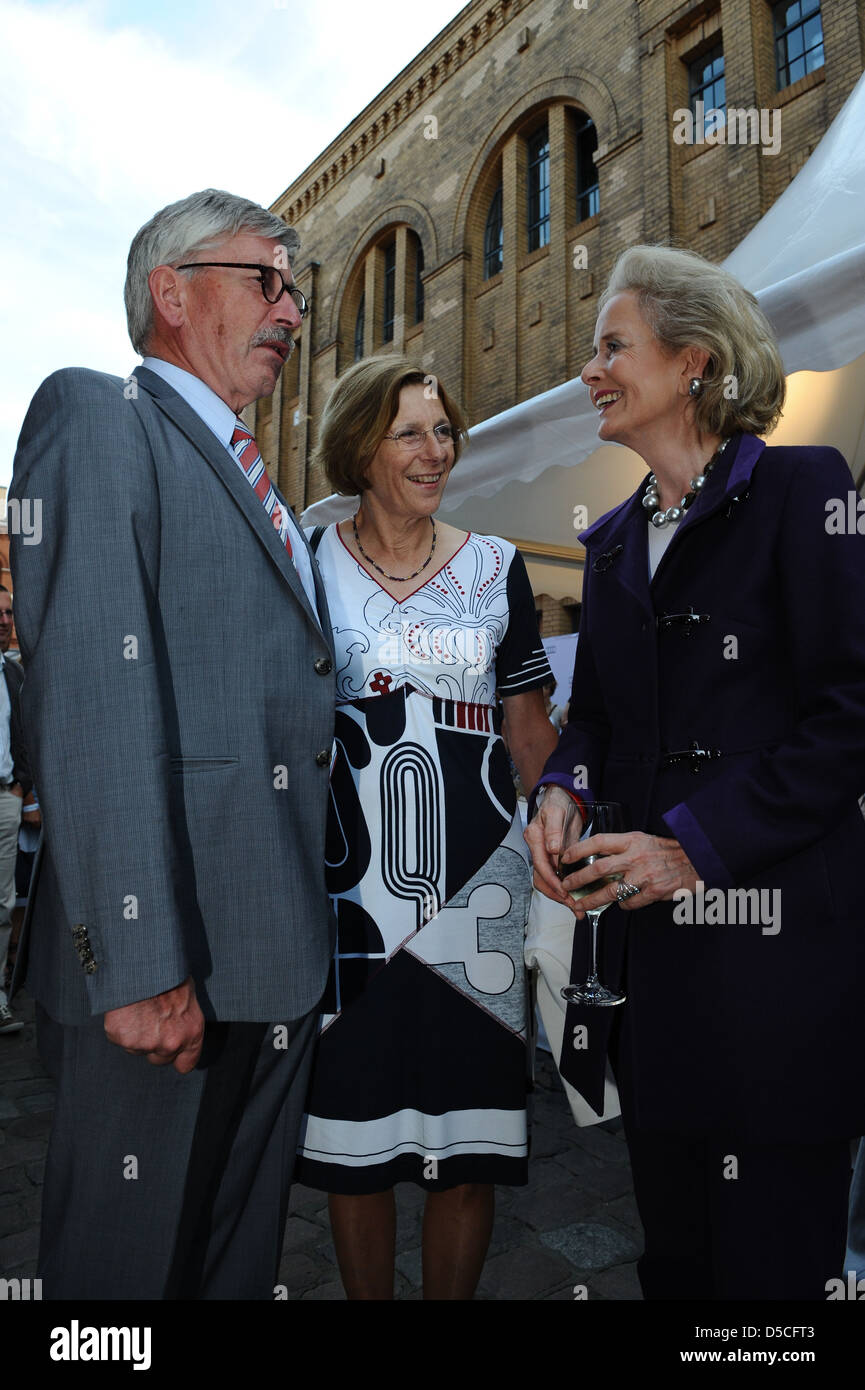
[495,548,554,695]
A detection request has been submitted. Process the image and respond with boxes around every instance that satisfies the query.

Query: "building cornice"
[272,0,538,225]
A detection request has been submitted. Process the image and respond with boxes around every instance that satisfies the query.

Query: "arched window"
[484,185,503,279]
[354,293,365,362]
[526,124,550,251]
[382,240,396,342]
[340,226,428,367]
[575,113,599,221]
[414,242,425,323]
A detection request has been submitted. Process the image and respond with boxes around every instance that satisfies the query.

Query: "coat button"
[314,657,332,675]
[315,749,330,767]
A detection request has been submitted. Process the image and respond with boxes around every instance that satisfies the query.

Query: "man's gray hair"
[124,189,300,355]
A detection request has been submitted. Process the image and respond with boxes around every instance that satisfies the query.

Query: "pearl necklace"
[351,513,437,582]
[642,438,730,529]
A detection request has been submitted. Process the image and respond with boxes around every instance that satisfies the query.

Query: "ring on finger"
[615,880,641,902]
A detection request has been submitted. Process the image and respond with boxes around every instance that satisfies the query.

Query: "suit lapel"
[134,367,323,635]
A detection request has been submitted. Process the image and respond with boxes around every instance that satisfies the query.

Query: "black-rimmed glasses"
[175,263,309,317]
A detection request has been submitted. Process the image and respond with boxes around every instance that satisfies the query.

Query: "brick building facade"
[255,0,864,534]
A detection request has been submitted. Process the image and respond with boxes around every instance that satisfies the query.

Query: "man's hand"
[524,785,581,908]
[104,976,205,1075]
[21,791,41,826]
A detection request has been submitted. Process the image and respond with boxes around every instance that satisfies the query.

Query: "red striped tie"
[231,420,292,557]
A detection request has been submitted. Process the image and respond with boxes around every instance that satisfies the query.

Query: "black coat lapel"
[580,491,654,620]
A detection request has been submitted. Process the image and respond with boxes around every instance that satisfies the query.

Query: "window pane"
[803,15,821,46]
[383,242,396,343]
[484,185,503,278]
[576,114,599,223]
[806,42,824,73]
[527,124,550,252]
[415,243,424,323]
[354,293,365,362]
[689,44,726,132]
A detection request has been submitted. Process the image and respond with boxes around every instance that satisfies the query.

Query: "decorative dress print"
[295,525,553,1193]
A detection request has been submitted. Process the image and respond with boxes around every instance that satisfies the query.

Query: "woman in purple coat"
[525,245,865,1301]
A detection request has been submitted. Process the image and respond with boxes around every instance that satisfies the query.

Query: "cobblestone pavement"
[1,992,643,1300]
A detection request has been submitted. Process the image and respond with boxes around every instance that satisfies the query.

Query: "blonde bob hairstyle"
[313,356,468,497]
[598,245,786,437]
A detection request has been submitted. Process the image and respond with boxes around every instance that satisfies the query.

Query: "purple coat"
[537,432,865,1141]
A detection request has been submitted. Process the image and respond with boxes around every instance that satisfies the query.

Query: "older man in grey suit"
[10,190,336,1299]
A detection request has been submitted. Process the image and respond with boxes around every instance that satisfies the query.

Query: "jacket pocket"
[169,756,239,774]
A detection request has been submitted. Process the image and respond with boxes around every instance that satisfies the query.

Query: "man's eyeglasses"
[383,425,456,451]
[175,263,309,317]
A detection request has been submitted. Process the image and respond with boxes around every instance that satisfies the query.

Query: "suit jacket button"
[314,657,333,675]
[315,749,330,767]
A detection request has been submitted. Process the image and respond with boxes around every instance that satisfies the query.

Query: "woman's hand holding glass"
[524,785,581,905]
[526,785,701,917]
[561,829,700,915]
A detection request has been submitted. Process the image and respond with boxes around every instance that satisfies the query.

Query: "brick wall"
[254,0,864,532]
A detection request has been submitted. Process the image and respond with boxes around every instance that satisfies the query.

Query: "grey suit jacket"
[10,365,336,1024]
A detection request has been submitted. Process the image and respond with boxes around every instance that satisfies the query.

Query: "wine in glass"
[558,799,627,1007]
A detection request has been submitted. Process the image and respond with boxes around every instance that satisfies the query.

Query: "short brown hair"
[312,356,468,496]
[599,245,786,437]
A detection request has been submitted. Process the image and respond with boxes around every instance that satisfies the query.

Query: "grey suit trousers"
[37,1005,318,1300]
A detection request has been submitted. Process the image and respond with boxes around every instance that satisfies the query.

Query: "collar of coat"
[577,432,766,611]
[578,431,765,551]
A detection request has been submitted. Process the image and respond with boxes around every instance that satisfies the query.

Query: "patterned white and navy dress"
[295,526,553,1192]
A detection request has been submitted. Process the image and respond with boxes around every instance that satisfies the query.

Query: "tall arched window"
[414,242,425,323]
[484,185,503,279]
[382,240,396,342]
[527,123,550,251]
[354,293,365,361]
[576,113,600,221]
[340,226,428,366]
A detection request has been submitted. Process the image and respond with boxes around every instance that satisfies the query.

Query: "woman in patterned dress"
[295,357,558,1299]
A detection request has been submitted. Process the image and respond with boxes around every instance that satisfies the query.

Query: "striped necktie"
[230,420,293,558]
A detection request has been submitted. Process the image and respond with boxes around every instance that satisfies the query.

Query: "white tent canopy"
[303,72,865,535]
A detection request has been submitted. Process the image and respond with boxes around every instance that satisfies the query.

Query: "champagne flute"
[558,799,627,1007]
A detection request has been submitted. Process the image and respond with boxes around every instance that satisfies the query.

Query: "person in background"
[542,679,567,734]
[295,356,557,1299]
[526,245,865,1300]
[0,586,30,1035]
[5,784,41,997]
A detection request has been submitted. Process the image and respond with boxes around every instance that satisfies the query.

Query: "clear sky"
[0,0,469,486]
